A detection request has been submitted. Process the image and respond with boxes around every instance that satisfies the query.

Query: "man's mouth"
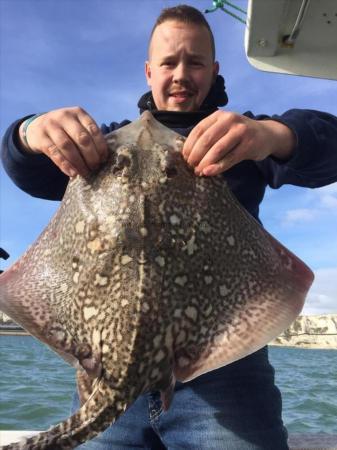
[169,91,194,103]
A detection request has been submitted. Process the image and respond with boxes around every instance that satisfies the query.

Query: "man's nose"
[173,62,189,82]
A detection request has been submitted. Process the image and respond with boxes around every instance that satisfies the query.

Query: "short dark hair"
[149,4,216,60]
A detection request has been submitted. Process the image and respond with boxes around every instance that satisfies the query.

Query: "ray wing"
[0,204,83,368]
[157,175,314,382]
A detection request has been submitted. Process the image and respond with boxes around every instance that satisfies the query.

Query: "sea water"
[0,335,336,432]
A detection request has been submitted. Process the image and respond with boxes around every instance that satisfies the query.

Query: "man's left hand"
[182,110,296,176]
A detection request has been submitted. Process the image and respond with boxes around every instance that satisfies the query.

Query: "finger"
[201,139,249,176]
[41,137,79,178]
[202,152,239,176]
[76,109,108,162]
[186,120,230,169]
[182,112,219,160]
[194,127,242,174]
[62,121,102,171]
[46,128,90,177]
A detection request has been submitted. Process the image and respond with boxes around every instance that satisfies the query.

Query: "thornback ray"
[0,111,314,449]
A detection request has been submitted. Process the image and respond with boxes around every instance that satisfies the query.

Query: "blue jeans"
[72,347,288,449]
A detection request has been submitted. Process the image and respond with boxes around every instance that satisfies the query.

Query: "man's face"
[145,20,219,112]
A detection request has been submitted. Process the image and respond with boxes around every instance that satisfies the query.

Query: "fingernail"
[69,169,77,177]
[203,167,213,177]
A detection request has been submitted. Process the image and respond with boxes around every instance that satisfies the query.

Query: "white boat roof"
[245,0,337,80]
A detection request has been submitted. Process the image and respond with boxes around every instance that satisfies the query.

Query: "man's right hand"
[18,106,108,178]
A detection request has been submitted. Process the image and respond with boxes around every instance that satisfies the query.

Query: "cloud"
[321,194,337,209]
[280,181,337,226]
[282,208,317,225]
[313,183,337,211]
[303,267,337,315]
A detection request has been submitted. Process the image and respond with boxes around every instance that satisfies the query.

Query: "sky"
[0,0,336,315]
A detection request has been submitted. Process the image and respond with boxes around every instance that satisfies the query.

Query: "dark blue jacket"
[1,109,337,222]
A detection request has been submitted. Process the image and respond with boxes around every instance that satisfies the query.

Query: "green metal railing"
[205,0,247,24]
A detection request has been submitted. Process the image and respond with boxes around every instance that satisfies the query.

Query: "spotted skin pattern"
[0,112,314,449]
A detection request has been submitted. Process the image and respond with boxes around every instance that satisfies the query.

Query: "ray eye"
[112,154,131,174]
[165,167,178,178]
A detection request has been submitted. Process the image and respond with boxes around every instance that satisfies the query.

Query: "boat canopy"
[245,0,337,80]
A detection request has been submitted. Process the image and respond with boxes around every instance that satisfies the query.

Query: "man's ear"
[145,61,152,87]
[213,61,220,83]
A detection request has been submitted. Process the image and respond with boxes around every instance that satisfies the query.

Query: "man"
[2,5,337,450]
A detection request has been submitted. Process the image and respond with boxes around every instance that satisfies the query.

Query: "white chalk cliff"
[270,314,337,349]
